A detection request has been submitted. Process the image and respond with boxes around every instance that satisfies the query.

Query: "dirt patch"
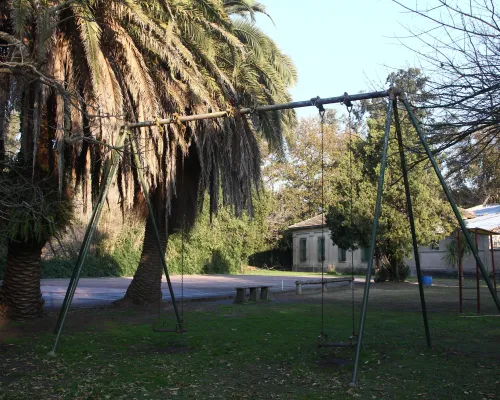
[0,343,15,354]
[128,342,191,356]
[317,357,352,368]
[0,346,38,385]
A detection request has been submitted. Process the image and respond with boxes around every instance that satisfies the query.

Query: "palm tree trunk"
[119,215,167,306]
[115,184,167,307]
[0,240,45,320]
[116,145,201,308]
[0,74,9,164]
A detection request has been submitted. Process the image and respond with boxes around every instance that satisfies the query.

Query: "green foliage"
[378,259,411,282]
[447,141,500,206]
[324,69,455,276]
[442,234,473,269]
[166,194,271,274]
[107,222,144,276]
[326,200,372,251]
[247,249,291,269]
[374,264,389,283]
[0,163,73,245]
[38,221,143,279]
[41,255,122,279]
[32,192,274,279]
[261,111,343,235]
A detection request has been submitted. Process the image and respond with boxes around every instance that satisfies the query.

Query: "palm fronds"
[1,0,297,241]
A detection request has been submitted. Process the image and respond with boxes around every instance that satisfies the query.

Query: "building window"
[300,238,307,262]
[361,247,371,262]
[338,247,347,262]
[317,237,325,262]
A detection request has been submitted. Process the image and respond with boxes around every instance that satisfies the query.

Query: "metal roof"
[465,204,500,235]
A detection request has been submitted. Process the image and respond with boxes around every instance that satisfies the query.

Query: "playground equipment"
[458,228,498,314]
[50,88,500,387]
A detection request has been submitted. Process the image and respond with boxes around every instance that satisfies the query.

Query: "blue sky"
[257,0,428,117]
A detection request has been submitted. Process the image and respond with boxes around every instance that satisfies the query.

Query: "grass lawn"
[1,282,499,399]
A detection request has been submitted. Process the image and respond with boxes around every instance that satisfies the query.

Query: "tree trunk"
[118,216,167,306]
[0,240,45,320]
[0,74,9,164]
[116,144,201,308]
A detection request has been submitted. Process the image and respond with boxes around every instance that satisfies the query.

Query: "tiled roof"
[288,214,326,229]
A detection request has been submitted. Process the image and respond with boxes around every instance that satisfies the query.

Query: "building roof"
[288,214,326,230]
[464,204,500,235]
[459,208,476,219]
[466,204,500,216]
[287,205,500,234]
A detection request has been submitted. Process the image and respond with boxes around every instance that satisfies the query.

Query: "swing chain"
[344,93,357,339]
[312,96,326,116]
[342,92,353,113]
[181,211,185,323]
[313,97,327,341]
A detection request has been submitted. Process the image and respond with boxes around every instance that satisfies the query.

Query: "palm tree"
[120,0,297,305]
[0,0,294,319]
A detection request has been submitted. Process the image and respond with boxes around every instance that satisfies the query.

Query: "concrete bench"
[234,286,272,304]
[295,278,353,295]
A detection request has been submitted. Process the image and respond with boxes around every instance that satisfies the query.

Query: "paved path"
[38,275,348,310]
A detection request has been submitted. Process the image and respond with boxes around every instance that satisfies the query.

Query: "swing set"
[315,94,357,349]
[50,87,500,386]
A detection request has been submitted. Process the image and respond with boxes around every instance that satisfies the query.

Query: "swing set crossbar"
[125,91,389,129]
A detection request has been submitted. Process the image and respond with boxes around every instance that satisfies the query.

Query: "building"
[289,205,500,276]
[408,204,500,276]
[288,214,370,273]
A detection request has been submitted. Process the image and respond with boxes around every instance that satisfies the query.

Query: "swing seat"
[318,334,357,348]
[153,322,187,334]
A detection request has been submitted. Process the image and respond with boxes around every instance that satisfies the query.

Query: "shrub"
[442,236,473,268]
[388,262,410,281]
[41,255,121,278]
[375,260,410,282]
[374,265,389,282]
[247,249,292,270]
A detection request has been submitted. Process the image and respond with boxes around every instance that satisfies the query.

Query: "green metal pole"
[350,99,393,387]
[49,129,127,356]
[128,132,183,327]
[402,98,500,313]
[393,100,431,348]
[53,156,113,333]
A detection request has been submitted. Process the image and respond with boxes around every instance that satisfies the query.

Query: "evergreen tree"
[327,69,455,280]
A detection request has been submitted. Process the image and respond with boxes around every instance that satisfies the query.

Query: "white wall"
[292,228,368,272]
[293,227,500,276]
[393,234,499,276]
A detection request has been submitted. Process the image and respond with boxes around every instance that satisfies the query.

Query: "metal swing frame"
[50,87,500,388]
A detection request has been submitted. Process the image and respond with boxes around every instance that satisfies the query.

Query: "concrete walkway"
[38,275,345,310]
